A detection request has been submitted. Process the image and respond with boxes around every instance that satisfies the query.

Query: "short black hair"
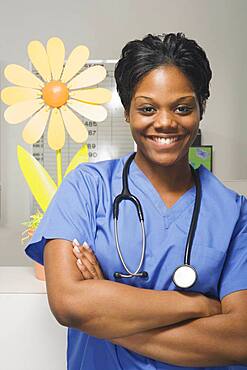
[114,32,212,120]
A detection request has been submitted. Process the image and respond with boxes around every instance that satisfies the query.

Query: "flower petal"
[4,99,44,124]
[60,106,88,143]
[70,88,112,104]
[22,106,50,144]
[1,86,41,106]
[68,100,107,122]
[68,65,106,90]
[61,45,89,83]
[47,37,65,81]
[4,64,44,89]
[47,108,65,150]
[27,40,52,82]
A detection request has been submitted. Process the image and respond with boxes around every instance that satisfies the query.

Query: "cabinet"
[0,267,67,370]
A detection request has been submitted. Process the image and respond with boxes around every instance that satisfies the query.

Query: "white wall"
[0,0,247,265]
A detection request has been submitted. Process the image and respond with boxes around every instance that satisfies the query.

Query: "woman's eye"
[138,106,156,114]
[175,106,192,114]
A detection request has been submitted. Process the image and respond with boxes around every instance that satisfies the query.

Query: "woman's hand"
[179,291,222,318]
[72,239,105,280]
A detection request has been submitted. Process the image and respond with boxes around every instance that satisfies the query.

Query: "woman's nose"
[153,111,178,129]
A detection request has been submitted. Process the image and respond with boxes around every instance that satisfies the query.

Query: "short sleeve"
[218,195,247,300]
[25,165,98,265]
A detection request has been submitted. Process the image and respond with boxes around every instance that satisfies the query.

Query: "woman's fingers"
[72,240,95,279]
[72,239,105,280]
[76,258,95,279]
[72,240,92,279]
[81,242,105,279]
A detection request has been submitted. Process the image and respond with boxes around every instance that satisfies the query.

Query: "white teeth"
[151,136,179,144]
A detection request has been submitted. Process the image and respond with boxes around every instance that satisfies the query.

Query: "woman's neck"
[134,152,194,195]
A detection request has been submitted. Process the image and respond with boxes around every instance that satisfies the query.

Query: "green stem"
[56,149,63,186]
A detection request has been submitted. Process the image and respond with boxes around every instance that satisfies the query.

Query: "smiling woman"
[124,65,201,193]
[25,33,247,370]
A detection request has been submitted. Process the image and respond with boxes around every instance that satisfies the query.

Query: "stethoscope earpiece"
[141,271,148,278]
[114,272,122,279]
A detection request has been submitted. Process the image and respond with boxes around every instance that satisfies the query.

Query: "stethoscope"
[113,152,202,289]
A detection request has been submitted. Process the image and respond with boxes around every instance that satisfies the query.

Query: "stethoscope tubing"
[113,152,201,284]
[114,217,146,278]
[183,165,202,265]
[113,152,147,279]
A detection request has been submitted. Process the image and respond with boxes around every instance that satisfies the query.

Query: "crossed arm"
[111,291,247,366]
[44,239,247,366]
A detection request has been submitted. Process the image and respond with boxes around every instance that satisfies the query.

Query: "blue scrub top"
[25,152,247,370]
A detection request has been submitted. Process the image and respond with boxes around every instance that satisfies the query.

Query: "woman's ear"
[124,111,130,123]
[201,100,207,118]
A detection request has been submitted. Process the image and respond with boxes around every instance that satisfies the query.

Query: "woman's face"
[126,65,201,170]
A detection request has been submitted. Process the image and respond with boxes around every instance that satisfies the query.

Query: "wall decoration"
[1,37,112,279]
[189,145,213,172]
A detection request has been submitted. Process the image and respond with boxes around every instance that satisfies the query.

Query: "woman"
[25,33,247,369]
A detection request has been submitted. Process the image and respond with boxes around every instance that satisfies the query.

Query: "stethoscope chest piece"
[172,264,197,289]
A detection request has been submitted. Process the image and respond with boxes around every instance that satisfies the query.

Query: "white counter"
[0,267,67,370]
[0,266,47,294]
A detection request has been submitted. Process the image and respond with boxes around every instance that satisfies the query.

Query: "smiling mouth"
[146,135,183,145]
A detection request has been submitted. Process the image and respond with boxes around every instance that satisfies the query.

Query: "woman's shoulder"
[65,152,132,187]
[199,164,247,213]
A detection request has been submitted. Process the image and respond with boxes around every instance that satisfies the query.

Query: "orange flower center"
[42,81,69,108]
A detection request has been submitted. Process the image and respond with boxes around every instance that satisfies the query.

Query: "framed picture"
[189,145,213,172]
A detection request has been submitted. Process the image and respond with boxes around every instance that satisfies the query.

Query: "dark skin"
[73,240,105,280]
[45,238,221,341]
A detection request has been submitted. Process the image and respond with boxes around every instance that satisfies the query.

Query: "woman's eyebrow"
[135,95,196,102]
[135,96,153,100]
[174,95,196,102]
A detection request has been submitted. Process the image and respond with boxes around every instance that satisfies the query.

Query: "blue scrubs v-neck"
[130,158,197,230]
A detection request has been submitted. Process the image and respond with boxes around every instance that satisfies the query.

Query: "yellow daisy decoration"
[1,37,112,150]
